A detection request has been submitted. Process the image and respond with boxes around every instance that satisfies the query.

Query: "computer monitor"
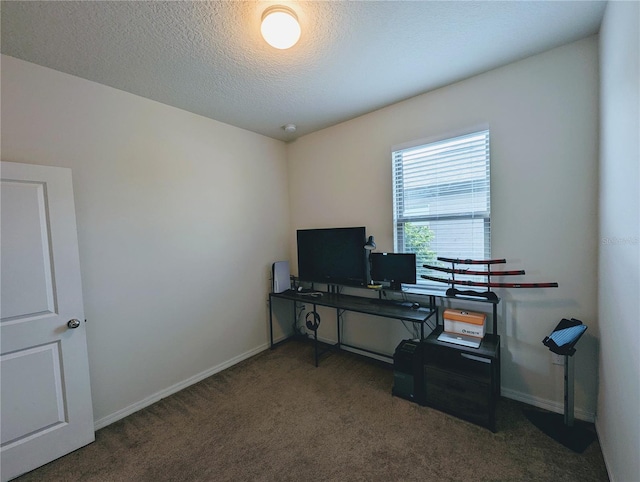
[296,227,367,287]
[370,252,417,290]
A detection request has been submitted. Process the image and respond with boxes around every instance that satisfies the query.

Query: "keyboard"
[370,299,414,308]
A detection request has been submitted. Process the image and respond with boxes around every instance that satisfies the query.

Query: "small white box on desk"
[272,261,291,293]
[443,309,486,338]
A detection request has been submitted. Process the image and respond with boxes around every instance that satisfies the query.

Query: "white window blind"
[393,129,491,289]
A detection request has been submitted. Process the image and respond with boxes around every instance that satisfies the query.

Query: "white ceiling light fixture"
[261,6,301,50]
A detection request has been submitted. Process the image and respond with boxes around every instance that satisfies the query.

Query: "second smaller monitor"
[370,252,417,291]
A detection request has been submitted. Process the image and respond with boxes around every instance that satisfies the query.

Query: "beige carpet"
[15,340,609,481]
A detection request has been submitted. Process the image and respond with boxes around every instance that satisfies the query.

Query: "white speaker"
[272,261,291,293]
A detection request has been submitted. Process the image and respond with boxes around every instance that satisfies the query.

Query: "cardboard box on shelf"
[443,308,486,338]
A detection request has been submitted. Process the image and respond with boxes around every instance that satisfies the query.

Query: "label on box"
[443,309,486,338]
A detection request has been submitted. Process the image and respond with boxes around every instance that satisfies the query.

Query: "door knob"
[67,319,81,329]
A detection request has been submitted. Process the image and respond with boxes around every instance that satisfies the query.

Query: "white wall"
[597,2,640,481]
[287,37,600,419]
[1,55,290,426]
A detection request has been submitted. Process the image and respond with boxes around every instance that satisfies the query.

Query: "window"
[392,128,491,289]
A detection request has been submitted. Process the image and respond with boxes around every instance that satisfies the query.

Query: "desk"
[268,290,438,366]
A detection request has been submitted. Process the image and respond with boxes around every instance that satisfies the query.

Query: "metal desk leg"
[493,302,498,335]
[269,295,274,348]
[336,308,341,349]
[431,295,439,326]
[313,303,318,367]
[314,329,319,367]
[292,300,297,336]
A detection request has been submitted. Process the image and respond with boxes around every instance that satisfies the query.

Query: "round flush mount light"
[283,123,297,133]
[261,6,301,49]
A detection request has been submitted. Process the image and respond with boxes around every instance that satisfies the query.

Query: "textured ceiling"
[1,1,606,142]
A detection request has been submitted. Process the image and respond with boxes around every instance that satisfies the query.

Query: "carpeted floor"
[15,340,609,481]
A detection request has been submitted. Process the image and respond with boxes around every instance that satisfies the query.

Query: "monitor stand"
[523,354,596,453]
[524,319,596,453]
[389,281,402,291]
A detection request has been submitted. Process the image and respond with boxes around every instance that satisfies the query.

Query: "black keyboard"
[370,299,414,308]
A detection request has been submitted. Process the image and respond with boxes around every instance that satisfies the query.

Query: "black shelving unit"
[423,326,500,431]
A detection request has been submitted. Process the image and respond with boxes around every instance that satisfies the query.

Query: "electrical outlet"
[552,353,564,365]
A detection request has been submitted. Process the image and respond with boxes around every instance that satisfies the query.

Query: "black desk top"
[270,290,436,323]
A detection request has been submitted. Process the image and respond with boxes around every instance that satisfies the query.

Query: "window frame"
[392,126,491,291]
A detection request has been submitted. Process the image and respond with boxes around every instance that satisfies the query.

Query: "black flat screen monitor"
[297,227,367,287]
[370,252,417,291]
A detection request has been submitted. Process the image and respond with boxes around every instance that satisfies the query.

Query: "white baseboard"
[94,338,596,431]
[93,343,269,430]
[334,342,393,364]
[500,387,596,423]
[315,333,597,423]
[335,341,597,423]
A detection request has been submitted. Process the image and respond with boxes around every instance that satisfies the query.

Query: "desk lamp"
[364,236,381,288]
[364,236,376,250]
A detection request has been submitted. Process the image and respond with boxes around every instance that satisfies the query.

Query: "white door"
[1,162,94,481]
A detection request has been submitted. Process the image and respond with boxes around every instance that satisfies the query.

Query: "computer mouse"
[411,302,420,309]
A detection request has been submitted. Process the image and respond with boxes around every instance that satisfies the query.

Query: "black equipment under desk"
[268,290,437,366]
